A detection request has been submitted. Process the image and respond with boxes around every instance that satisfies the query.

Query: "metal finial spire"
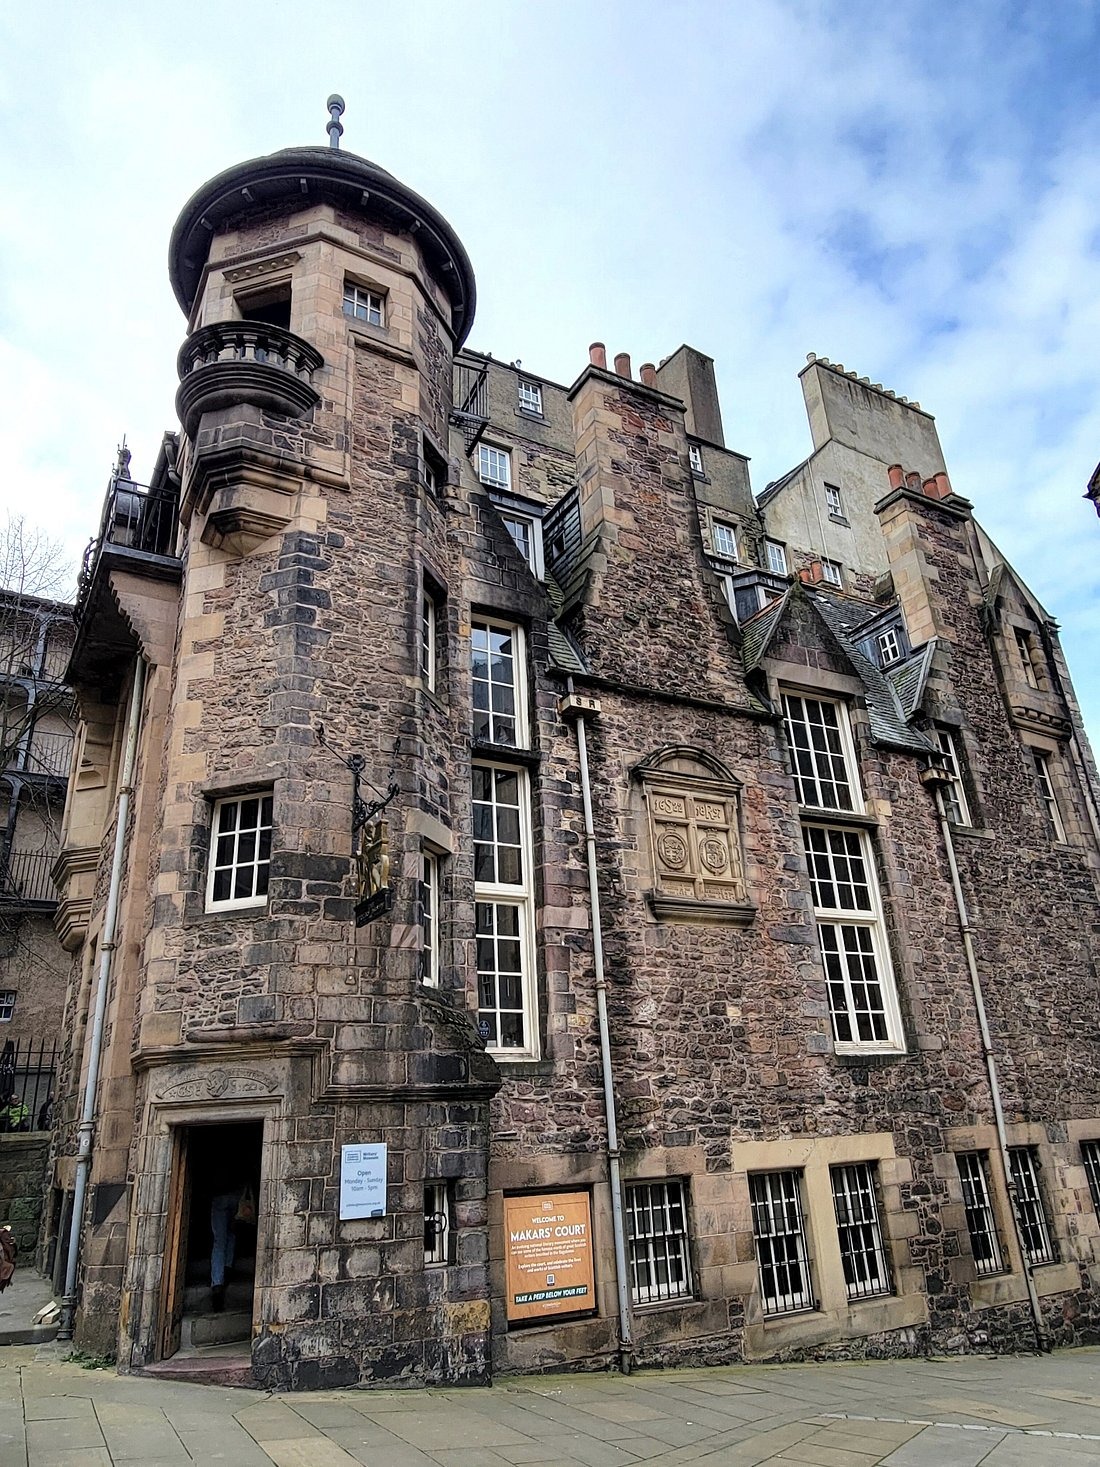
[326,94,345,149]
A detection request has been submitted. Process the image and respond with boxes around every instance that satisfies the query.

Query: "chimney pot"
[887,464,905,490]
[588,342,607,369]
[614,352,632,380]
[922,478,940,499]
[639,362,657,387]
[905,471,922,491]
[934,471,952,499]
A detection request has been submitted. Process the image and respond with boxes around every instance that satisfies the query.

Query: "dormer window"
[343,282,384,327]
[876,628,902,666]
[518,380,543,415]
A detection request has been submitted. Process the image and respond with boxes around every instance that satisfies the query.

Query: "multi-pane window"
[1032,750,1066,842]
[749,1171,814,1316]
[471,620,525,747]
[876,628,902,666]
[783,694,857,811]
[957,1153,1006,1276]
[342,281,384,326]
[626,1180,693,1305]
[935,728,971,827]
[499,511,544,577]
[206,793,273,910]
[1014,627,1041,689]
[824,483,843,517]
[804,825,900,1048]
[712,521,738,561]
[421,591,437,692]
[477,443,511,491]
[518,379,542,415]
[424,1182,452,1265]
[1080,1140,1100,1214]
[830,1163,892,1300]
[688,444,705,476]
[766,540,788,576]
[1008,1147,1057,1265]
[821,558,844,587]
[419,851,439,986]
[473,764,534,1054]
[0,991,14,1022]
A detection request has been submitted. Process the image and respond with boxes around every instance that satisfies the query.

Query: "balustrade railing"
[177,320,324,386]
[23,728,73,779]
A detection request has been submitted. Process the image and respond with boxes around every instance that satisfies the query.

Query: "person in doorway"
[206,1150,256,1311]
[0,1225,17,1293]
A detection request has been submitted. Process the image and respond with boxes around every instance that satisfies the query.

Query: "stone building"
[48,116,1100,1388]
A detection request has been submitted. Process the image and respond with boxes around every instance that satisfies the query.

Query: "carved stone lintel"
[154,1067,280,1102]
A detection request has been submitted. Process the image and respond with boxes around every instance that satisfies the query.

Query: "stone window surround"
[342,278,386,329]
[204,790,274,914]
[732,1132,925,1356]
[624,1176,695,1307]
[1027,741,1068,844]
[941,1122,1085,1309]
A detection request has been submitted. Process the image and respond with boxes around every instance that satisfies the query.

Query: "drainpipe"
[921,768,1049,1352]
[57,656,146,1342]
[560,683,635,1373]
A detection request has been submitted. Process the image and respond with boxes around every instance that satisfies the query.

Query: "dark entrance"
[159,1119,263,1358]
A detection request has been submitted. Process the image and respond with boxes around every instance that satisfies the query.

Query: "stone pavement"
[4,1343,1100,1467]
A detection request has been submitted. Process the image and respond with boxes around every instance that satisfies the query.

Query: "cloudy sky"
[1,1,1098,731]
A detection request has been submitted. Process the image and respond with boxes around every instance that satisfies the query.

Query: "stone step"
[183,1311,252,1348]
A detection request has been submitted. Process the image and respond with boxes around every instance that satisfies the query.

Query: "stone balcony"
[175,321,324,438]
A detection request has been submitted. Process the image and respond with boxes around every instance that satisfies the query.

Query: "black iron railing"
[0,848,59,905]
[77,476,180,609]
[22,728,73,779]
[0,1037,58,1132]
[451,362,490,455]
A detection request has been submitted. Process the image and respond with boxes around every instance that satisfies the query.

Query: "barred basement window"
[830,1163,892,1300]
[956,1153,1006,1276]
[471,620,526,747]
[803,824,902,1050]
[935,728,971,827]
[206,793,273,911]
[473,763,536,1056]
[782,694,858,811]
[626,1180,693,1305]
[1008,1147,1057,1265]
[424,1181,452,1265]
[749,1170,814,1316]
[343,281,384,326]
[1081,1140,1100,1214]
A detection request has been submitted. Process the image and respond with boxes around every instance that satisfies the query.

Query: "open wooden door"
[158,1127,191,1360]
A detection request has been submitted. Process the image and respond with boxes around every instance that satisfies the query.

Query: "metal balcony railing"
[22,728,73,779]
[451,362,490,455]
[0,848,59,906]
[77,476,181,611]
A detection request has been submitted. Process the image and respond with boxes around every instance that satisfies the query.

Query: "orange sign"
[504,1191,595,1323]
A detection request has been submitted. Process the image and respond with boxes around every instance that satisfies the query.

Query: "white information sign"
[339,1142,388,1220]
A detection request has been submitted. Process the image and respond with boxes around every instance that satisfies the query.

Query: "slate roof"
[740,592,791,672]
[888,639,936,720]
[807,591,937,755]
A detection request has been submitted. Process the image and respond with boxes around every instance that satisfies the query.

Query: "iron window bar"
[750,1170,815,1316]
[957,1153,1007,1277]
[1082,1140,1100,1215]
[1008,1147,1057,1265]
[626,1180,693,1305]
[830,1163,892,1300]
